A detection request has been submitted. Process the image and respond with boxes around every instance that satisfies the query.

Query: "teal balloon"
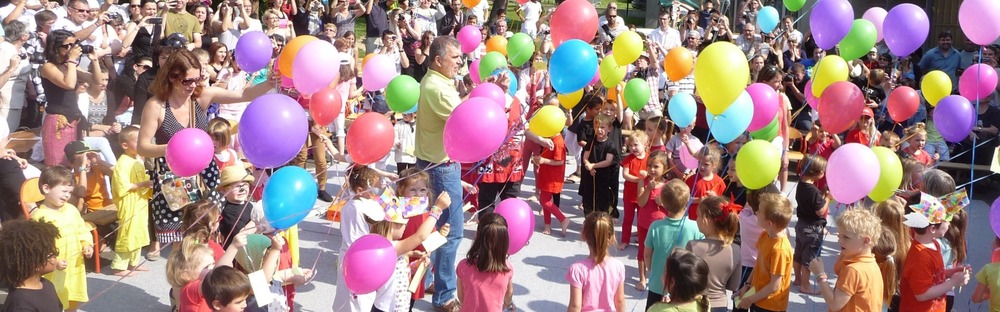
[550,39,599,93]
[749,115,779,141]
[385,75,420,112]
[705,91,754,144]
[507,33,535,67]
[838,19,878,61]
[758,6,780,33]
[624,78,650,112]
[263,166,318,230]
[479,52,508,81]
[490,68,518,96]
[785,0,806,12]
[668,93,697,127]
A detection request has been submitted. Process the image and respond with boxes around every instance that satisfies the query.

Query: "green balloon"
[784,0,805,12]
[750,115,779,141]
[624,78,650,112]
[735,139,781,190]
[507,33,535,67]
[838,19,878,61]
[868,146,903,202]
[599,57,626,88]
[479,52,508,81]
[386,75,420,112]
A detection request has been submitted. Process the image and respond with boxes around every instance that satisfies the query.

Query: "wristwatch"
[78,166,90,172]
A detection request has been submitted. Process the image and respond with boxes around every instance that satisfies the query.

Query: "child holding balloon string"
[685,145,726,221]
[633,150,669,291]
[899,123,936,166]
[664,123,701,180]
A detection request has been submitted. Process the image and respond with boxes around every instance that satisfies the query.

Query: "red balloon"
[346,113,394,165]
[887,86,919,123]
[818,81,865,134]
[550,0,598,47]
[309,88,343,126]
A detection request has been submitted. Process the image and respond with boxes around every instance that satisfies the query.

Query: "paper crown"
[903,189,970,228]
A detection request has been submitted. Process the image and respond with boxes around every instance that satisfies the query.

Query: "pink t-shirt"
[739,207,763,267]
[457,259,514,312]
[565,257,625,312]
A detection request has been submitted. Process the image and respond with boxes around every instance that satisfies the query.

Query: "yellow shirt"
[975,263,1000,312]
[31,203,93,306]
[112,154,153,252]
[415,69,461,163]
[750,232,792,311]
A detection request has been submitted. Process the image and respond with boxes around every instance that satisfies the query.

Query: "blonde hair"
[396,168,430,196]
[837,208,882,244]
[593,113,614,128]
[874,200,909,279]
[583,212,616,264]
[627,131,649,148]
[905,122,928,141]
[659,179,691,215]
[698,145,721,171]
[880,131,900,149]
[758,193,793,229]
[900,158,926,191]
[207,118,232,149]
[697,196,739,245]
[166,235,215,288]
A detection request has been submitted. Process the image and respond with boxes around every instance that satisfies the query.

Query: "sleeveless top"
[155,100,209,144]
[41,76,83,122]
[132,26,154,58]
[84,93,108,125]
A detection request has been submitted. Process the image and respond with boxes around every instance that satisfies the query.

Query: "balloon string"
[970,49,982,198]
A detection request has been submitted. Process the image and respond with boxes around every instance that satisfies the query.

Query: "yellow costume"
[111,154,153,270]
[31,203,93,307]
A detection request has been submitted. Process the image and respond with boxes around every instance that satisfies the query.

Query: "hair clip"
[715,197,741,223]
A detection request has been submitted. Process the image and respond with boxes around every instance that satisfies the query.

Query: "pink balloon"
[469,83,506,108]
[444,97,508,163]
[362,54,395,91]
[550,0,598,47]
[679,140,703,169]
[281,75,294,88]
[805,80,818,109]
[960,0,1000,45]
[457,25,483,54]
[862,7,888,42]
[745,83,780,132]
[959,63,999,101]
[590,70,600,86]
[166,128,214,177]
[494,198,534,255]
[827,143,881,203]
[341,234,396,294]
[292,40,341,95]
[469,58,482,84]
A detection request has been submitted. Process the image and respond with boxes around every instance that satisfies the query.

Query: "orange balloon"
[361,53,376,69]
[462,0,480,9]
[664,47,694,82]
[486,35,508,56]
[278,35,318,77]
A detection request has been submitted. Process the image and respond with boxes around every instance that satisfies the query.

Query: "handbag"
[158,102,205,211]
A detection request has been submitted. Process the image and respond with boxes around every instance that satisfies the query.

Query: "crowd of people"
[0,0,999,311]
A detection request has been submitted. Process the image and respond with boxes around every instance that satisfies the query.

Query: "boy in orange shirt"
[898,193,971,312]
[808,208,884,312]
[736,193,792,311]
[65,140,113,212]
[686,145,726,220]
[620,131,649,249]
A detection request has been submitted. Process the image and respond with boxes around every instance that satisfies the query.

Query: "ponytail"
[697,196,740,245]
[583,212,616,264]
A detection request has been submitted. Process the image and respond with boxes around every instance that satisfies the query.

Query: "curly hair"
[0,220,61,287]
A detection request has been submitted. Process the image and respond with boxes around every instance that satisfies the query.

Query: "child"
[898,192,971,311]
[805,120,840,162]
[620,131,649,248]
[394,112,417,176]
[0,220,64,311]
[333,165,390,311]
[65,140,114,212]
[644,116,669,152]
[687,196,741,312]
[634,150,669,290]
[566,212,626,312]
[201,266,253,312]
[665,124,701,179]
[218,166,266,249]
[457,213,515,312]
[569,96,602,183]
[973,261,1000,311]
[737,184,780,297]
[169,235,218,311]
[208,118,245,171]
[939,205,968,311]
[874,200,910,294]
[644,179,703,310]
[808,208,885,311]
[580,114,621,216]
[900,123,935,166]
[874,227,898,311]
[394,168,448,309]
[846,107,881,147]
[30,166,94,311]
[923,116,950,162]
[735,193,793,312]
[234,234,313,312]
[686,145,726,221]
[532,131,570,236]
[880,131,900,152]
[646,249,711,312]
[793,155,829,294]
[111,125,154,276]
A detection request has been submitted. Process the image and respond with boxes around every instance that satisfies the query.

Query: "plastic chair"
[20,178,104,273]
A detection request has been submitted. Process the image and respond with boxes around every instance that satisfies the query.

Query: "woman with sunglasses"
[756,65,792,192]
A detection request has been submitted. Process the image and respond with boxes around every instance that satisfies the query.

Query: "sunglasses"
[71,7,89,13]
[138,64,153,70]
[180,77,202,86]
[60,43,77,49]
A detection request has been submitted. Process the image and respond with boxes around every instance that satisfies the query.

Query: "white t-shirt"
[218,17,263,50]
[0,42,31,112]
[373,47,404,75]
[0,3,39,29]
[597,15,625,27]
[519,1,541,37]
[468,0,488,26]
[332,198,380,311]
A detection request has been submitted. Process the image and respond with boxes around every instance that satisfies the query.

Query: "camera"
[784,73,795,82]
[863,87,878,101]
[80,45,94,54]
[29,52,46,64]
[397,15,405,22]
[107,12,125,26]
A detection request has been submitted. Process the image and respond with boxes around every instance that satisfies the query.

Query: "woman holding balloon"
[756,65,791,192]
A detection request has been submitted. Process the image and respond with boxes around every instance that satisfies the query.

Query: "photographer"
[163,0,203,49]
[701,13,732,48]
[218,0,263,50]
[783,63,811,132]
[53,0,115,62]
[325,0,366,37]
[1,21,31,132]
[597,7,626,53]
[20,11,59,131]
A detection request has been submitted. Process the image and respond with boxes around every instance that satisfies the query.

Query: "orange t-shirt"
[750,232,792,311]
[833,253,883,312]
[536,134,567,194]
[900,239,947,312]
[79,170,112,211]
[621,153,648,203]
[686,173,726,220]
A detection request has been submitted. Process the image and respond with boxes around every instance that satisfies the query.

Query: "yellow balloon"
[559,89,584,109]
[695,42,749,115]
[600,56,626,88]
[810,55,848,98]
[921,70,952,106]
[278,35,318,78]
[613,31,643,65]
[528,105,567,137]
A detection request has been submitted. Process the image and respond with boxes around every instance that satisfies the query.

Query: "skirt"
[149,157,223,244]
[41,114,78,166]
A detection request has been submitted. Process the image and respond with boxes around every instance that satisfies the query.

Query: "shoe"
[146,251,160,261]
[433,299,461,312]
[318,190,333,202]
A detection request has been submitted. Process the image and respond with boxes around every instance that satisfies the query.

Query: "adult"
[110,55,153,125]
[735,22,760,59]
[678,10,703,43]
[756,65,791,192]
[596,8,626,51]
[363,0,393,54]
[1,0,40,29]
[132,41,186,125]
[777,16,802,52]
[217,0,263,50]
[21,11,58,131]
[918,31,961,92]
[467,0,488,27]
[263,8,295,39]
[953,99,1000,165]
[163,0,202,49]
[53,0,115,63]
[374,30,409,75]
[0,121,29,222]
[0,21,32,132]
[206,42,228,85]
[697,0,717,29]
[596,2,624,27]
[647,10,681,59]
[781,38,805,72]
[327,0,365,37]
[412,30,435,81]
[701,13,732,47]
[411,0,444,37]
[783,63,810,132]
[958,37,978,72]
[190,4,216,50]
[516,0,540,38]
[435,0,462,36]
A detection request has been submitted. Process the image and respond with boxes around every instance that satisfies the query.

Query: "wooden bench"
[936,162,993,172]
[7,129,40,157]
[81,206,119,274]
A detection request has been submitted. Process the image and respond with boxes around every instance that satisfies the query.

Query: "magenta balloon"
[883,4,929,56]
[458,25,483,53]
[991,197,1000,239]
[443,97,509,163]
[805,80,818,109]
[362,54,396,91]
[165,128,214,177]
[818,81,865,134]
[745,83,779,132]
[341,234,396,294]
[234,31,272,72]
[827,143,881,203]
[494,198,534,255]
[960,0,1000,45]
[809,0,854,49]
[292,40,341,95]
[469,83,506,108]
[933,95,976,143]
[590,70,600,86]
[959,64,999,101]
[238,94,309,168]
[550,0,598,47]
[862,7,888,42]
[469,58,482,84]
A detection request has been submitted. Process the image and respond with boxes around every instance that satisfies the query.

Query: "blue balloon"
[705,91,754,144]
[668,93,698,127]
[263,166,318,230]
[490,68,519,96]
[549,39,599,94]
[758,6,780,33]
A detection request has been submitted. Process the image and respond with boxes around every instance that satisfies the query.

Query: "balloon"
[165,128,214,177]
[292,40,340,95]
[887,86,919,122]
[589,70,600,86]
[461,0,480,8]
[818,81,865,134]
[559,89,584,109]
[444,97,509,163]
[278,35,318,77]
[992,197,1000,239]
[599,56,627,88]
[493,198,533,255]
[811,55,849,98]
[745,83,779,132]
[362,54,396,91]
[809,0,854,50]
[784,0,805,12]
[664,47,694,82]
[385,76,420,112]
[507,33,535,67]
[868,146,903,202]
[883,4,929,56]
[757,6,779,33]
[960,0,1000,45]
[361,53,376,69]
[695,42,750,115]
[921,70,952,106]
[613,31,643,65]
[862,7,888,42]
[549,0,598,47]
[309,87,343,126]
[234,31,272,72]
[262,166,318,230]
[959,64,999,101]
[623,78,650,112]
[345,113,394,165]
[827,143,880,203]
[528,105,567,138]
[750,115,779,141]
[838,19,877,61]
[679,140,703,169]
[550,39,599,93]
[469,83,506,108]
[469,58,482,84]
[705,91,753,144]
[933,95,976,143]
[486,35,508,56]
[457,25,483,53]
[341,234,396,294]
[239,94,308,168]
[486,68,518,96]
[478,51,507,81]
[735,139,781,190]
[804,80,819,109]
[668,93,697,128]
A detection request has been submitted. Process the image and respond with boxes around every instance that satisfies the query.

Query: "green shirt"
[165,11,200,40]
[645,217,705,295]
[646,301,704,312]
[926,119,944,143]
[976,263,1000,312]
[415,69,461,163]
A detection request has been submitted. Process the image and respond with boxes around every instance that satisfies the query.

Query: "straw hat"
[219,166,254,188]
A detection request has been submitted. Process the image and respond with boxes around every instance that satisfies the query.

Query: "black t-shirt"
[292,8,311,36]
[795,182,826,226]
[131,68,158,125]
[219,200,254,249]
[584,137,621,179]
[2,279,63,312]
[364,1,390,38]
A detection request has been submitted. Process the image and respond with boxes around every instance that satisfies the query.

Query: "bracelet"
[816,273,828,282]
[66,60,79,65]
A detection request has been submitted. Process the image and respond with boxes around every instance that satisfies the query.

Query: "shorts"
[793,222,825,265]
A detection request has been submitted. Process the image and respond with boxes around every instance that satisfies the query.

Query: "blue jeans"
[417,159,464,306]
[924,141,951,162]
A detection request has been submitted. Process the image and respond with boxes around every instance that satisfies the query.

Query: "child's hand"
[735,297,752,310]
[950,267,971,288]
[705,190,717,196]
[461,181,478,194]
[83,245,94,258]
[434,192,452,209]
[269,234,286,250]
[439,223,451,237]
[934,153,940,160]
[57,259,68,270]
[808,258,825,275]
[638,170,648,178]
[406,250,427,259]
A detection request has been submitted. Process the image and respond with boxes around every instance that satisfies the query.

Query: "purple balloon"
[933,95,976,143]
[809,0,854,50]
[862,7,888,43]
[992,197,1000,240]
[443,97,508,163]
[234,31,272,72]
[469,83,506,108]
[238,94,309,168]
[883,4,929,56]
